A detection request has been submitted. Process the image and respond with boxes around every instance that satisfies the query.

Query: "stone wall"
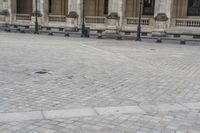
[0,0,200,35]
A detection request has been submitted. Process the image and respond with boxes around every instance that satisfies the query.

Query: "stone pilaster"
[79,0,84,27]
[68,0,80,27]
[42,0,48,25]
[106,0,123,31]
[31,0,42,25]
[152,0,174,36]
[0,0,12,24]
[0,0,3,11]
[39,0,45,25]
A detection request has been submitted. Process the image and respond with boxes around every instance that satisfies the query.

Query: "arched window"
[48,0,68,15]
[187,0,200,16]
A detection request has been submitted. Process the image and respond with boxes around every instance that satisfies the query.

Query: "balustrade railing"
[85,16,106,24]
[16,14,31,21]
[175,18,200,27]
[49,15,66,22]
[126,17,151,26]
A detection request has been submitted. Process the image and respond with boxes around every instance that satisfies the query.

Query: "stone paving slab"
[0,110,200,133]
[183,102,200,110]
[0,111,43,122]
[95,106,145,115]
[0,103,200,123]
[43,108,97,119]
[1,33,200,132]
[148,104,188,112]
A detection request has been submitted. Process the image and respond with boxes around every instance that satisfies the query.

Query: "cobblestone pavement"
[0,32,200,133]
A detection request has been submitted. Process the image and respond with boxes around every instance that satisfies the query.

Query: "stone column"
[109,0,123,19]
[152,0,174,36]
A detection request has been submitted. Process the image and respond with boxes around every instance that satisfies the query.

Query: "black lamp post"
[81,0,86,37]
[34,0,39,34]
[136,0,142,41]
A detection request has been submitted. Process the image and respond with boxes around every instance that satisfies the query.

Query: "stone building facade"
[0,0,200,37]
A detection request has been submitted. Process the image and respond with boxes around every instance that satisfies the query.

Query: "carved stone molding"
[0,10,9,16]
[155,13,168,21]
[107,12,120,19]
[67,11,78,18]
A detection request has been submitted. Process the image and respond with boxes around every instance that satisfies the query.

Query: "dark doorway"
[143,0,155,16]
[17,0,32,14]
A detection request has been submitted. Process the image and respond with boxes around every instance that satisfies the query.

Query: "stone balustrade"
[175,18,200,27]
[85,16,106,24]
[16,14,31,21]
[48,15,66,22]
[126,17,152,26]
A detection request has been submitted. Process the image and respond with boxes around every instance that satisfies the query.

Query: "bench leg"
[5,28,11,32]
[20,29,25,33]
[156,38,162,43]
[180,39,186,45]
[17,28,21,32]
[116,35,122,40]
[97,34,103,39]
[64,33,70,37]
[48,32,54,36]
